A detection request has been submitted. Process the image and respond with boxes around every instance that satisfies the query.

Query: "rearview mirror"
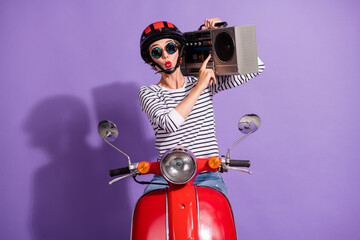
[98,120,118,142]
[238,114,261,134]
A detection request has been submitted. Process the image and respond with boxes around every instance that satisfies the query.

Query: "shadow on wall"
[24,95,132,240]
[92,81,157,165]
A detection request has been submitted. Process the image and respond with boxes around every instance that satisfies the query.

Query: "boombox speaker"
[181,25,258,76]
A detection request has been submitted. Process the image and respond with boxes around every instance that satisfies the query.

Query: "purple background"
[1,0,359,239]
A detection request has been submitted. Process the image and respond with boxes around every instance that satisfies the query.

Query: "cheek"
[152,57,162,66]
[170,52,179,61]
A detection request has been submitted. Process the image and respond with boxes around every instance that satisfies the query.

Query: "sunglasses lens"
[151,47,162,59]
[166,42,177,54]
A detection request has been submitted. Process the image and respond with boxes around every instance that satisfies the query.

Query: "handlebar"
[229,160,251,168]
[109,167,130,177]
[109,159,250,178]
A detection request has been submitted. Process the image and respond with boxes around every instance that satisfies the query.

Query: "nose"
[161,50,169,59]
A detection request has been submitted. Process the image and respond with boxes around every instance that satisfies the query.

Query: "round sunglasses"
[151,42,178,59]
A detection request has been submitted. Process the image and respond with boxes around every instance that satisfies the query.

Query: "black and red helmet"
[140,21,185,63]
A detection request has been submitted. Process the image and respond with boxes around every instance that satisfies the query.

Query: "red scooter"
[98,114,261,240]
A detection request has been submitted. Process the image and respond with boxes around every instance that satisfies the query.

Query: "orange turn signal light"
[208,156,221,169]
[137,161,150,174]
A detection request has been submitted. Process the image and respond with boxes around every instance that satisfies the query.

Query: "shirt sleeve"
[138,86,185,133]
[210,57,265,95]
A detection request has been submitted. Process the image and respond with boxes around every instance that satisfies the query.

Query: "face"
[149,38,179,70]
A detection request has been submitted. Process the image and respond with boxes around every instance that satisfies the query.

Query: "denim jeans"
[143,171,228,195]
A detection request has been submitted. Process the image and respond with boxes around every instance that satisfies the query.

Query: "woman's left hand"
[203,18,222,29]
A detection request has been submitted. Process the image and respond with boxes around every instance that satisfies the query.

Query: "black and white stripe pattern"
[139,59,265,160]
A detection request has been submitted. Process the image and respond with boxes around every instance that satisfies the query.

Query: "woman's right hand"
[174,54,216,119]
[197,55,216,90]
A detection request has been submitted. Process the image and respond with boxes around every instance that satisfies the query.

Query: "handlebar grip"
[109,167,130,177]
[229,160,251,168]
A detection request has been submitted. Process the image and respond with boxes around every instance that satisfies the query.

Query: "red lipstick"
[165,61,172,68]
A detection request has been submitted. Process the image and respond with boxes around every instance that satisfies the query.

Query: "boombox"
[180,25,258,76]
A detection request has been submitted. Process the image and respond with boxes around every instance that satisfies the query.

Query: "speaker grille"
[214,32,234,62]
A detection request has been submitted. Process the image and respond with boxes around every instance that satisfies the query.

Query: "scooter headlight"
[160,148,197,184]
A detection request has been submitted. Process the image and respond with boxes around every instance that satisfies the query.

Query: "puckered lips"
[165,61,172,68]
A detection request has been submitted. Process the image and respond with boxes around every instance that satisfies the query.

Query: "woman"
[139,18,265,195]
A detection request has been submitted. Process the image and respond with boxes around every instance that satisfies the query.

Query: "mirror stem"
[103,136,132,166]
[226,127,253,162]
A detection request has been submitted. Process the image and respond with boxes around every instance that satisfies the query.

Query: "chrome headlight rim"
[160,147,197,185]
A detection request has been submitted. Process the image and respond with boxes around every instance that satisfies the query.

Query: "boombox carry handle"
[198,21,228,30]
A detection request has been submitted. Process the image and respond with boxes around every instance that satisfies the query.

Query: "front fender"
[131,189,167,240]
[197,186,237,240]
[131,187,237,240]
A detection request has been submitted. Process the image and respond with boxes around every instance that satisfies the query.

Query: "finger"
[210,71,216,85]
[209,20,215,29]
[211,72,216,85]
[209,78,216,86]
[206,19,211,29]
[200,54,211,70]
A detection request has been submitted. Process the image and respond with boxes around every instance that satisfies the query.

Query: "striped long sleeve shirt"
[139,59,265,160]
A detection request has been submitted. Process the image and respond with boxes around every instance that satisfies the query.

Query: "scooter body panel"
[131,189,167,240]
[197,187,237,240]
[131,185,237,240]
